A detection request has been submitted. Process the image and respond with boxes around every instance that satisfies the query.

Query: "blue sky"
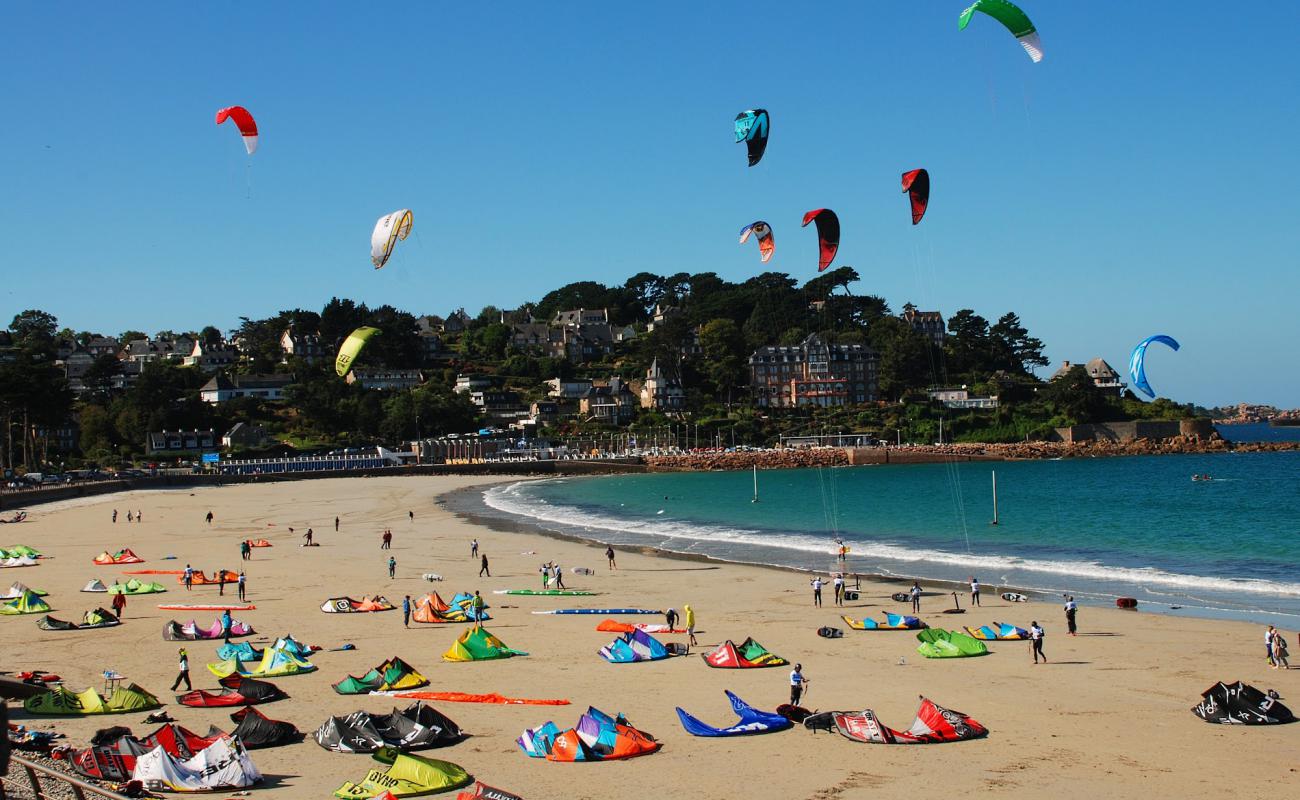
[4,2,1298,406]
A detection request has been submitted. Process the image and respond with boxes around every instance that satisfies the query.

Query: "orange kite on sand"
[177,570,239,585]
[123,570,184,575]
[396,691,569,706]
[249,539,272,547]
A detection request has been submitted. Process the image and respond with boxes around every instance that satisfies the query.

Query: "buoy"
[1116,597,1138,609]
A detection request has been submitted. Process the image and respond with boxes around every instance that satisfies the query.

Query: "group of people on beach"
[181,562,247,600]
[539,561,566,589]
[1265,625,1291,668]
[110,509,142,523]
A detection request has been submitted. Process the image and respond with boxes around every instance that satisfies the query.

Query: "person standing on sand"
[970,577,981,607]
[303,529,313,546]
[111,590,126,619]
[220,609,232,642]
[605,546,617,570]
[381,530,392,550]
[1030,621,1046,664]
[112,509,117,523]
[684,604,697,646]
[171,649,191,691]
[409,510,414,522]
[479,554,490,578]
[334,516,340,532]
[833,574,844,606]
[910,581,922,614]
[126,511,133,523]
[1265,626,1277,666]
[472,591,486,631]
[553,562,565,589]
[206,511,213,525]
[471,539,478,558]
[402,595,411,628]
[1064,596,1078,635]
[237,570,246,602]
[136,510,142,523]
[183,564,193,591]
[810,577,823,608]
[218,571,225,596]
[789,663,808,705]
[388,556,397,579]
[666,608,679,630]
[1271,629,1289,669]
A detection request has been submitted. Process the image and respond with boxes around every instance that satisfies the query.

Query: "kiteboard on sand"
[494,590,596,596]
[157,604,256,611]
[532,608,661,615]
[1001,593,1028,603]
[891,592,910,603]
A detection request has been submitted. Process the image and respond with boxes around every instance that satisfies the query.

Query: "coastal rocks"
[646,448,848,472]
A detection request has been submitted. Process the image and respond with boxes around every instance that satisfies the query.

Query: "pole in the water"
[751,464,759,503]
[991,470,999,525]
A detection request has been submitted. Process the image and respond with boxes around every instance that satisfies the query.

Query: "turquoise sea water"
[483,451,1300,624]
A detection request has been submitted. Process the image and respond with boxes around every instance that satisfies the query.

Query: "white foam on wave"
[484,481,1300,599]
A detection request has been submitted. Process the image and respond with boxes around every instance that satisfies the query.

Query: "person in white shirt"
[1030,622,1047,664]
[833,574,845,606]
[810,577,823,608]
[969,577,981,607]
[170,648,191,690]
[1064,596,1078,635]
[789,663,808,705]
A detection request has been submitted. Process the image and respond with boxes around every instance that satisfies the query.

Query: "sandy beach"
[3,475,1295,799]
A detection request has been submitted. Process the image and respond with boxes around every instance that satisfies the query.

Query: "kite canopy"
[456,783,523,800]
[208,646,316,679]
[443,627,527,662]
[371,209,414,269]
[176,569,239,585]
[701,637,788,669]
[518,707,659,762]
[36,608,120,631]
[1192,681,1294,725]
[177,675,285,708]
[314,702,462,753]
[676,691,793,737]
[133,735,262,793]
[916,628,990,658]
[594,619,682,634]
[230,706,301,748]
[964,622,1029,640]
[829,697,988,744]
[333,657,429,694]
[901,169,930,225]
[215,106,259,154]
[334,752,472,799]
[413,592,489,623]
[734,109,769,166]
[0,588,50,615]
[1128,334,1180,399]
[108,579,167,595]
[801,208,840,272]
[321,595,395,613]
[599,629,670,663]
[739,221,775,263]
[164,618,255,641]
[842,613,927,631]
[958,0,1042,62]
[24,684,161,716]
[71,724,224,781]
[82,578,109,593]
[93,549,144,565]
[335,327,381,378]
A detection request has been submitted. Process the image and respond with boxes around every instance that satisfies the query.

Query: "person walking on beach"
[833,574,845,606]
[471,539,478,558]
[605,546,617,570]
[684,604,697,646]
[183,564,194,591]
[126,510,133,523]
[112,509,117,524]
[540,563,550,590]
[1030,621,1047,664]
[237,570,246,601]
[479,554,490,578]
[409,510,414,522]
[810,577,823,608]
[789,663,808,705]
[381,530,392,550]
[970,577,981,607]
[1064,596,1078,635]
[1266,626,1277,667]
[1272,629,1289,669]
[205,511,213,525]
[402,595,411,628]
[218,570,226,596]
[910,581,922,614]
[303,528,313,546]
[220,609,232,642]
[334,516,340,532]
[553,562,565,589]
[111,589,126,619]
[666,608,679,630]
[136,510,142,523]
[170,649,191,691]
[388,556,397,579]
[472,590,486,631]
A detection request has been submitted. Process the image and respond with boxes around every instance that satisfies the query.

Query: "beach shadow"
[1045,661,1092,665]
[622,566,721,572]
[1076,632,1121,636]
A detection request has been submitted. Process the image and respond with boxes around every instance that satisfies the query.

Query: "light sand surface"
[3,476,1296,799]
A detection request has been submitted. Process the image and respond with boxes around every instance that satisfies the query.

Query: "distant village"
[0,270,1214,471]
